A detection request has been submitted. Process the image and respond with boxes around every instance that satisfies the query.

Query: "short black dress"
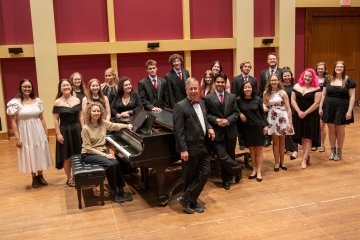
[237,96,268,147]
[52,104,82,169]
[292,89,321,147]
[322,78,356,125]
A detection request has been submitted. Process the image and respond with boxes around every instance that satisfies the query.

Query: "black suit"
[231,74,257,96]
[164,69,190,109]
[258,67,282,98]
[138,76,169,111]
[173,98,212,205]
[231,74,257,148]
[204,91,242,183]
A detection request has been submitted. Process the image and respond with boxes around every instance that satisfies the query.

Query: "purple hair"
[297,68,319,87]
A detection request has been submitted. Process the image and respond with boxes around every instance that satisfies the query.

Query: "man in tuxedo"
[258,52,282,147]
[231,61,257,150]
[138,59,169,112]
[204,72,243,190]
[164,54,190,109]
[173,77,215,214]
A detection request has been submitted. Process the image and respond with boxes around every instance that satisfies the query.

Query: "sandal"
[66,178,75,187]
[318,146,325,152]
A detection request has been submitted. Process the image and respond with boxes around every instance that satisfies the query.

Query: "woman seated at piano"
[82,78,111,121]
[111,76,143,121]
[81,102,133,203]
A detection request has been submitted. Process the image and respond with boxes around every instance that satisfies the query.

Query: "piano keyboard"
[105,136,131,159]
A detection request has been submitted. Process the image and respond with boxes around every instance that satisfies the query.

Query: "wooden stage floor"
[1,108,360,240]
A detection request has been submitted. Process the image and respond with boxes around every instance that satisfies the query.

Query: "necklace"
[62,97,71,107]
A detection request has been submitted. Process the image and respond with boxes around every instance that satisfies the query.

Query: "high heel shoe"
[248,173,257,179]
[280,164,288,170]
[290,152,297,160]
[273,166,280,172]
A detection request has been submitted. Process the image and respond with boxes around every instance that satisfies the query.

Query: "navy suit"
[173,98,212,205]
[204,91,242,183]
[165,69,190,109]
[138,76,169,111]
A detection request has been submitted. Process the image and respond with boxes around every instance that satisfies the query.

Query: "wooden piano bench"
[70,154,106,209]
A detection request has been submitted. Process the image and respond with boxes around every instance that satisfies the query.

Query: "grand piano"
[106,109,180,206]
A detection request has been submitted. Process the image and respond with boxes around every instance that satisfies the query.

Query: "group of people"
[6,52,356,214]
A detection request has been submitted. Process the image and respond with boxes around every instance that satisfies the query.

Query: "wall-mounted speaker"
[8,47,23,54]
[147,42,160,49]
[261,38,274,45]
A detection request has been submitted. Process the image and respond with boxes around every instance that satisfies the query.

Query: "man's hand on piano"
[152,107,162,112]
[181,151,189,161]
[208,129,215,141]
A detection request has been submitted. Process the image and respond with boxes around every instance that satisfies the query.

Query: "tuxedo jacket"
[204,91,239,141]
[164,68,190,109]
[173,98,212,154]
[258,67,282,97]
[231,74,257,97]
[138,76,169,111]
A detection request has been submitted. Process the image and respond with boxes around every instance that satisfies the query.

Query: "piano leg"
[155,165,183,207]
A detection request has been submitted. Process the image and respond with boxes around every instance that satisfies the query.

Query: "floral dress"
[267,91,294,136]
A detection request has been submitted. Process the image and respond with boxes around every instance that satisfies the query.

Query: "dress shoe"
[115,192,133,203]
[223,181,231,190]
[191,202,204,213]
[290,154,297,160]
[177,196,195,214]
[263,139,271,147]
[256,177,263,182]
[280,164,287,170]
[37,175,48,186]
[273,167,280,172]
[248,174,257,180]
[235,173,242,183]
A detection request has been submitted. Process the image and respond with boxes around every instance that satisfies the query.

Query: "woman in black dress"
[102,68,118,104]
[111,76,142,120]
[281,67,298,160]
[315,62,329,152]
[237,81,268,182]
[291,69,322,169]
[69,72,86,103]
[53,79,83,186]
[319,60,356,161]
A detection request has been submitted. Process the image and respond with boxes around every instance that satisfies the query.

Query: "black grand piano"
[105,109,180,206]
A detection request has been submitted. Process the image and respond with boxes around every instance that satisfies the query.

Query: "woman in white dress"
[7,79,52,188]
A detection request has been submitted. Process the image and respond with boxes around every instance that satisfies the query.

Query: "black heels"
[280,164,287,170]
[274,163,287,171]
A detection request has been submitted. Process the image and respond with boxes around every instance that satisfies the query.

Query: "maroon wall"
[114,0,183,41]
[191,49,234,81]
[53,0,108,42]
[254,0,275,37]
[190,0,233,38]
[58,55,111,85]
[0,0,33,44]
[295,8,306,79]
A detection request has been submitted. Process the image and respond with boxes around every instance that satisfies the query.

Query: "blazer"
[258,67,282,97]
[231,74,257,97]
[173,98,212,154]
[204,91,239,141]
[164,68,190,109]
[138,76,169,111]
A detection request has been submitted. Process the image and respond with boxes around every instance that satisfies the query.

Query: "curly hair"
[168,54,184,65]
[84,102,105,125]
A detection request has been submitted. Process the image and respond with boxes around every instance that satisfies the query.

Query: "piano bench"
[70,154,106,209]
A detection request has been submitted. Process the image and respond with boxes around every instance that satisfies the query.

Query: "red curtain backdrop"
[254,0,275,37]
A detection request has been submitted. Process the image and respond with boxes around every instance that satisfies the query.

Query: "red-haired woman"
[291,68,322,169]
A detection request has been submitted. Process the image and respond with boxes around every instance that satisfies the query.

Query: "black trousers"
[182,146,210,204]
[213,138,241,182]
[81,153,124,192]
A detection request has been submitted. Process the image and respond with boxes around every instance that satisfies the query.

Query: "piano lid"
[151,110,173,130]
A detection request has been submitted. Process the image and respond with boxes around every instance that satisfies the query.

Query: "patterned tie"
[244,75,248,82]
[270,69,274,75]
[153,78,158,89]
[219,93,224,104]
[178,72,183,80]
